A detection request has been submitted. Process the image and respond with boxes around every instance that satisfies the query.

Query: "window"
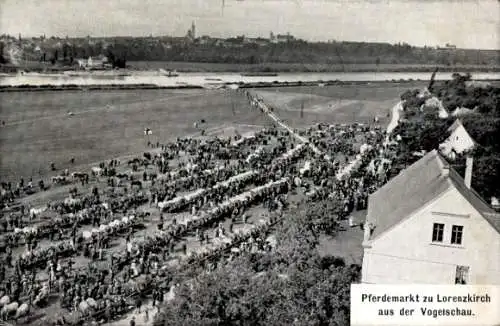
[432,223,444,242]
[451,225,463,245]
[455,266,469,284]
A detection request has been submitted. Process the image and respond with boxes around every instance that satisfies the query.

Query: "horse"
[52,176,67,185]
[1,302,18,320]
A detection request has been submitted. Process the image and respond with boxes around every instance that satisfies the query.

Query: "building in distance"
[439,119,476,160]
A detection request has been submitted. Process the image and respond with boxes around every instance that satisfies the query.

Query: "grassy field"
[0,89,271,182]
[317,210,367,265]
[0,84,385,324]
[254,81,428,128]
[0,82,425,182]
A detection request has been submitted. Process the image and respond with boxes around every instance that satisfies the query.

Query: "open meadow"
[254,81,428,128]
[0,82,398,325]
[0,82,418,182]
[0,89,272,182]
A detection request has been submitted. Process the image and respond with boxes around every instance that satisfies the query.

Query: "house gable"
[370,186,500,252]
[365,149,497,243]
[447,119,463,133]
[440,119,476,157]
[362,187,500,284]
[447,124,475,147]
[365,150,450,241]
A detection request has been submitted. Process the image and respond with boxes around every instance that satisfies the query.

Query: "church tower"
[191,21,196,39]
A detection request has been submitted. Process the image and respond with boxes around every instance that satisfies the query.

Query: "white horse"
[64,197,80,206]
[29,206,47,218]
[14,303,29,319]
[78,300,92,316]
[1,302,19,320]
[0,295,10,308]
[91,167,103,176]
[86,298,97,309]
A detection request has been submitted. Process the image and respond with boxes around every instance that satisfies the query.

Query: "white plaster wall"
[447,125,475,154]
[362,188,500,284]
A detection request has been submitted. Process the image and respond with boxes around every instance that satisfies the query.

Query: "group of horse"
[0,116,394,325]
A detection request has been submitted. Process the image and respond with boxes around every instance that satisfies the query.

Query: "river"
[1,71,499,87]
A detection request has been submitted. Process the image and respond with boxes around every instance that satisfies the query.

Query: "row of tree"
[0,40,127,68]
[154,200,359,326]
[40,48,127,68]
[2,37,498,67]
[96,40,498,65]
[0,41,7,64]
[394,73,500,201]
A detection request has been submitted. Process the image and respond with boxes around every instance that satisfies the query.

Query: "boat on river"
[159,69,179,77]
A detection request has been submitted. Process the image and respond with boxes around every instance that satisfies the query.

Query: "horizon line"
[2,33,499,51]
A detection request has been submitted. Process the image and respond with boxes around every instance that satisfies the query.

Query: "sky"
[1,0,499,49]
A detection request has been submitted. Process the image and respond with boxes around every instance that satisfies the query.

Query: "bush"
[397,74,500,200]
[155,199,358,326]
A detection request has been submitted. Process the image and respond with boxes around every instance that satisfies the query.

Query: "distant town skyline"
[1,0,499,50]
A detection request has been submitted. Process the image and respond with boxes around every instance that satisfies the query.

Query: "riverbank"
[88,62,500,73]
[0,79,433,92]
[3,62,500,75]
[1,71,499,92]
[0,83,201,92]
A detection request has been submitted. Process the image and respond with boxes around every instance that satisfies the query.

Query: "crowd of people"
[0,108,393,325]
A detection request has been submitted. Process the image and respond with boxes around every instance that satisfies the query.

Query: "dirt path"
[5,125,303,325]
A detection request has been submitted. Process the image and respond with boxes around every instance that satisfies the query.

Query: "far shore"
[1,62,500,74]
[0,79,468,92]
[129,62,500,73]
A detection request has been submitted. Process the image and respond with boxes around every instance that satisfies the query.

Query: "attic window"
[432,223,444,242]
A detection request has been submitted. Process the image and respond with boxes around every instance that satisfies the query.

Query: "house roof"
[445,118,477,146]
[447,118,463,133]
[366,150,498,241]
[482,213,500,233]
[447,167,498,230]
[451,107,475,117]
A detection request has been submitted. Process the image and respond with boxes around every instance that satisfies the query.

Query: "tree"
[63,44,68,60]
[0,41,7,64]
[428,67,438,92]
[155,200,357,326]
[397,77,500,200]
[470,154,500,200]
[51,49,59,64]
[106,47,127,68]
[305,200,342,236]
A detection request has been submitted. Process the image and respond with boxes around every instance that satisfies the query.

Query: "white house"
[76,55,108,69]
[421,96,449,119]
[269,32,294,43]
[451,107,476,117]
[361,150,500,284]
[491,197,500,210]
[439,119,476,160]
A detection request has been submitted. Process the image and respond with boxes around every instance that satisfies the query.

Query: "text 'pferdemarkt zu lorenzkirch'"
[361,292,491,318]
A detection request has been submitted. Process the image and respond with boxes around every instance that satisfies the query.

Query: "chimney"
[442,165,450,177]
[363,223,371,242]
[465,156,473,189]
